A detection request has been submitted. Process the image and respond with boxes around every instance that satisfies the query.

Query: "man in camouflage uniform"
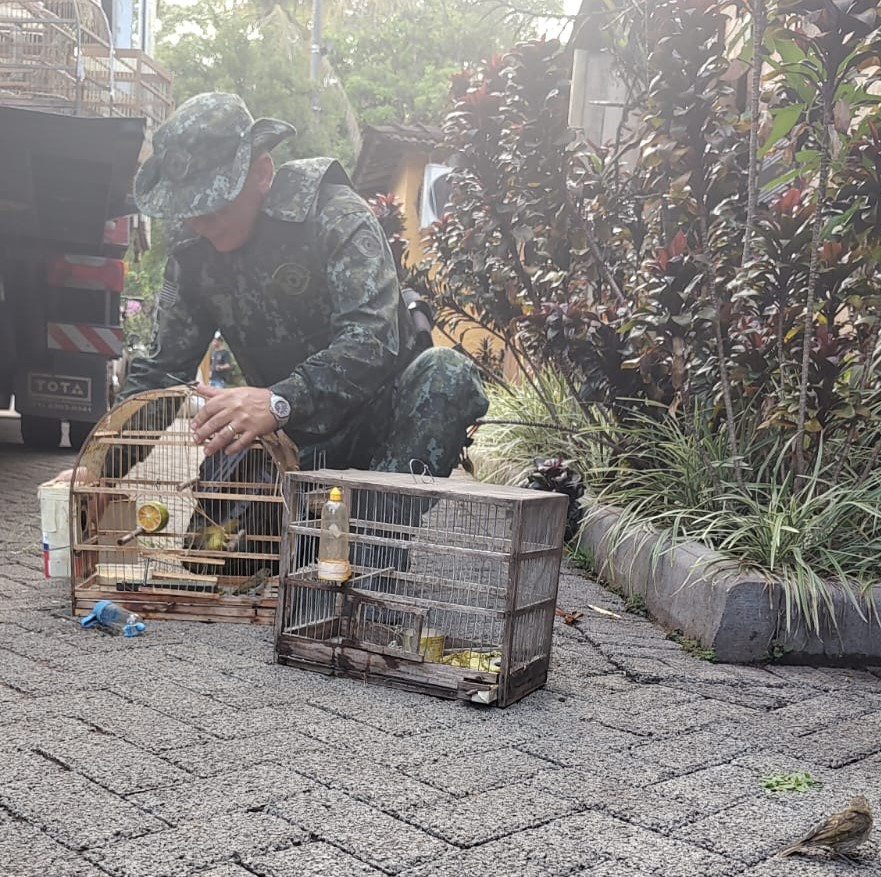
[124,92,488,476]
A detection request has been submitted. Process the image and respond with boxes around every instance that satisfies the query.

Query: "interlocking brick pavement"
[2,415,881,876]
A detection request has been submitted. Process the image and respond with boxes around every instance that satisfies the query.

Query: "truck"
[0,0,171,449]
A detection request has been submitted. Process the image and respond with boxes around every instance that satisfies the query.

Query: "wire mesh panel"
[70,387,299,625]
[277,469,567,706]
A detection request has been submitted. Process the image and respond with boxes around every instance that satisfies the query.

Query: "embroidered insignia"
[352,230,383,259]
[272,262,311,297]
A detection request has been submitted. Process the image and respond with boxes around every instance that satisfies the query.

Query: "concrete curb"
[577,503,881,665]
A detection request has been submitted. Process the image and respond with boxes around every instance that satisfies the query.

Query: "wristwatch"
[269,392,291,428]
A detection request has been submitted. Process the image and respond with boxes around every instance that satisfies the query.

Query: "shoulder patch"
[352,229,383,259]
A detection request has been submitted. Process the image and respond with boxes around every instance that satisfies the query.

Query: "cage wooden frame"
[69,386,299,625]
[276,469,567,707]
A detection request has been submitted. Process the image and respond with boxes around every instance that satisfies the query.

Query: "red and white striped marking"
[47,322,124,357]
[47,254,126,293]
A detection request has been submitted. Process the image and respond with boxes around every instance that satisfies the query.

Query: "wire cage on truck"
[70,386,299,625]
[276,469,568,707]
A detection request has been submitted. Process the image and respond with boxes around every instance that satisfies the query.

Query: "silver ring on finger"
[226,423,238,438]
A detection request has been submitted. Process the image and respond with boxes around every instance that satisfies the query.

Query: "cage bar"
[276,469,567,706]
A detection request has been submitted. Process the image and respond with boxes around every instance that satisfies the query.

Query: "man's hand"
[191,385,280,455]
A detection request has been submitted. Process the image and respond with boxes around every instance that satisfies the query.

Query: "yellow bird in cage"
[184,518,246,554]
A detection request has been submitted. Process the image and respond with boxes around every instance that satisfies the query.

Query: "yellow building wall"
[386,151,506,365]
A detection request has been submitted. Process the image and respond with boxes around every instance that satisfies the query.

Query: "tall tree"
[325,0,565,126]
[156,0,357,166]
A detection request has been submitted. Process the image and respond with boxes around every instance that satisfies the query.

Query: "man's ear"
[252,152,275,195]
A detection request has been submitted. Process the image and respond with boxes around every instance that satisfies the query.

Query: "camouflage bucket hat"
[133,92,296,220]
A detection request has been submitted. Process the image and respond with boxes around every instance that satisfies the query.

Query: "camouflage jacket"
[120,158,418,445]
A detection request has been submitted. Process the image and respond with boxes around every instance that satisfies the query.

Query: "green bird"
[183,519,246,575]
[779,796,873,863]
[186,520,244,553]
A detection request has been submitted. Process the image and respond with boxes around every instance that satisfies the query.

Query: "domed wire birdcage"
[69,386,299,625]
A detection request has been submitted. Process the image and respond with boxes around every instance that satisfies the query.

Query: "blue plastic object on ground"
[80,600,146,637]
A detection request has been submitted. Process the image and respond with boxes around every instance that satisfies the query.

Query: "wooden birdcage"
[70,387,299,625]
[276,469,568,707]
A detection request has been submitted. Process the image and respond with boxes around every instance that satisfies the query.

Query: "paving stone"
[397,821,607,877]
[0,646,74,694]
[305,680,463,736]
[270,787,454,873]
[291,714,505,770]
[650,762,771,810]
[1,689,217,752]
[516,720,643,768]
[246,840,385,876]
[191,866,256,877]
[0,621,96,661]
[216,662,349,708]
[529,766,673,809]
[0,814,107,876]
[591,690,755,738]
[581,862,655,877]
[668,793,839,867]
[84,811,309,876]
[161,727,326,778]
[739,846,880,875]
[0,716,97,753]
[37,730,191,794]
[765,692,881,737]
[662,679,802,710]
[286,746,453,815]
[400,746,557,797]
[406,779,581,847]
[127,761,315,824]
[189,701,338,740]
[777,711,881,768]
[629,725,752,773]
[0,759,166,849]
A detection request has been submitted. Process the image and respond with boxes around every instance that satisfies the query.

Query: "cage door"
[343,589,429,662]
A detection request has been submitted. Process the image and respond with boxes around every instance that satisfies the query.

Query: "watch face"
[271,395,291,418]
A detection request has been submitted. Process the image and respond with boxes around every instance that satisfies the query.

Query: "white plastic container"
[38,480,71,578]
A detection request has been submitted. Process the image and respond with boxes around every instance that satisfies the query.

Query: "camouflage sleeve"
[117,255,214,401]
[270,186,403,438]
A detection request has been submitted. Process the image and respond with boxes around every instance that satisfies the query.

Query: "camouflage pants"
[298,346,488,477]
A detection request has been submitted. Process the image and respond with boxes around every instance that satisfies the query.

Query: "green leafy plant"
[624,593,648,618]
[567,546,595,572]
[428,3,881,636]
[666,629,716,662]
[761,771,823,793]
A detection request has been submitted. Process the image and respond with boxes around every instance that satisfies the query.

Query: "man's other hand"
[191,385,279,455]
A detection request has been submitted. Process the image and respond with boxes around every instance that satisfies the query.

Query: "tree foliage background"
[324,0,566,127]
[155,0,566,167]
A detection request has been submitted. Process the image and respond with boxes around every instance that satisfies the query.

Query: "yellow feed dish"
[136,500,170,533]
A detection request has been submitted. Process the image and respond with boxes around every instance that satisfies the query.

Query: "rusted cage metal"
[276,469,568,707]
[70,387,299,625]
[0,0,172,123]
